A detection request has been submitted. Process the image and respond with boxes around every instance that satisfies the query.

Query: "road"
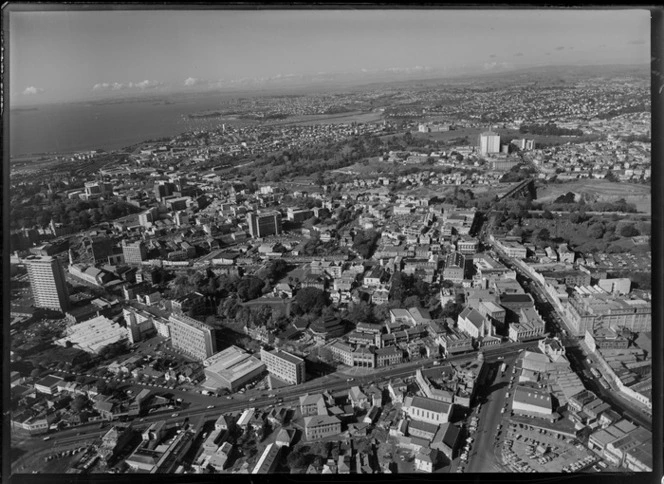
[12,340,537,474]
[491,244,653,430]
[465,352,519,473]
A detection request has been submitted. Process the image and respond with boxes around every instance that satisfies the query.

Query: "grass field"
[537,180,651,213]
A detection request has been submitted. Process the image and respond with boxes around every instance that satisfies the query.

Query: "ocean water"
[9,93,236,158]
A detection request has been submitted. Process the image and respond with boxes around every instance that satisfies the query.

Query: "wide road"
[465,352,520,473]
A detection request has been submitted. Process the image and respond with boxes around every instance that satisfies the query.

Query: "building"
[512,384,553,419]
[403,395,452,425]
[203,346,266,391]
[566,293,651,336]
[375,347,404,367]
[260,348,306,385]
[252,443,282,474]
[443,252,465,283]
[431,422,462,460]
[309,314,346,342]
[122,240,147,264]
[479,131,500,155]
[35,375,64,395]
[248,211,282,238]
[299,394,327,417]
[303,415,342,440]
[440,329,474,356]
[457,307,490,339]
[24,255,70,311]
[55,315,127,354]
[168,313,217,361]
[456,237,479,255]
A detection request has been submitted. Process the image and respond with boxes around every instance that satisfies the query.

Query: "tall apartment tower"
[122,240,147,264]
[248,211,282,238]
[24,255,70,311]
[479,131,501,155]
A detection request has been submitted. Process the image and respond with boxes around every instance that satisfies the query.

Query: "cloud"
[184,77,203,86]
[545,52,551,56]
[489,54,496,58]
[23,86,44,95]
[628,39,645,45]
[555,46,565,51]
[514,52,523,57]
[92,80,163,91]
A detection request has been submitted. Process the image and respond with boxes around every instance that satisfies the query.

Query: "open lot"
[537,180,651,213]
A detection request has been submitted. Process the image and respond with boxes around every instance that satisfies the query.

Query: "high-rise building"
[260,348,306,385]
[24,255,70,311]
[479,131,500,155]
[247,211,282,238]
[168,313,217,361]
[122,240,147,264]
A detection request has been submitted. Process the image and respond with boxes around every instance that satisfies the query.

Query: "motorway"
[11,340,537,474]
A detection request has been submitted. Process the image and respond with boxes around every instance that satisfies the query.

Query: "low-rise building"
[303,415,341,440]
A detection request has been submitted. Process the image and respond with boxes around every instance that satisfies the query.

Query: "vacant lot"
[537,180,651,213]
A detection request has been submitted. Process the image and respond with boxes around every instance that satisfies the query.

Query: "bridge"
[498,178,536,201]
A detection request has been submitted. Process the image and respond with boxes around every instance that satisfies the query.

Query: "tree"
[294,287,328,315]
[537,228,550,241]
[542,210,554,220]
[70,394,88,413]
[237,276,265,302]
[287,451,307,470]
[619,224,639,237]
[588,222,605,239]
[344,301,373,325]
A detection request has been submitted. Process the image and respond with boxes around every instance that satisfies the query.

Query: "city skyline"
[9,7,651,106]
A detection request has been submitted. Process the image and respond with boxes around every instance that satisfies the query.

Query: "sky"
[9,7,651,106]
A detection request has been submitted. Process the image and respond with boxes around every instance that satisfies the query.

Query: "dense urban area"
[9,64,653,475]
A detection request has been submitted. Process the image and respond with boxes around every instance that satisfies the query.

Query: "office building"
[247,211,282,238]
[168,313,217,361]
[479,131,500,155]
[122,240,147,264]
[260,348,306,385]
[24,255,70,311]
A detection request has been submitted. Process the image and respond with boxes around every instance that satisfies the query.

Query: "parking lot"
[500,421,602,473]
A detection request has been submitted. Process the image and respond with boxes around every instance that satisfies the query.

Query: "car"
[171,413,179,418]
[206,405,215,409]
[268,394,276,398]
[249,397,256,402]
[346,378,355,382]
